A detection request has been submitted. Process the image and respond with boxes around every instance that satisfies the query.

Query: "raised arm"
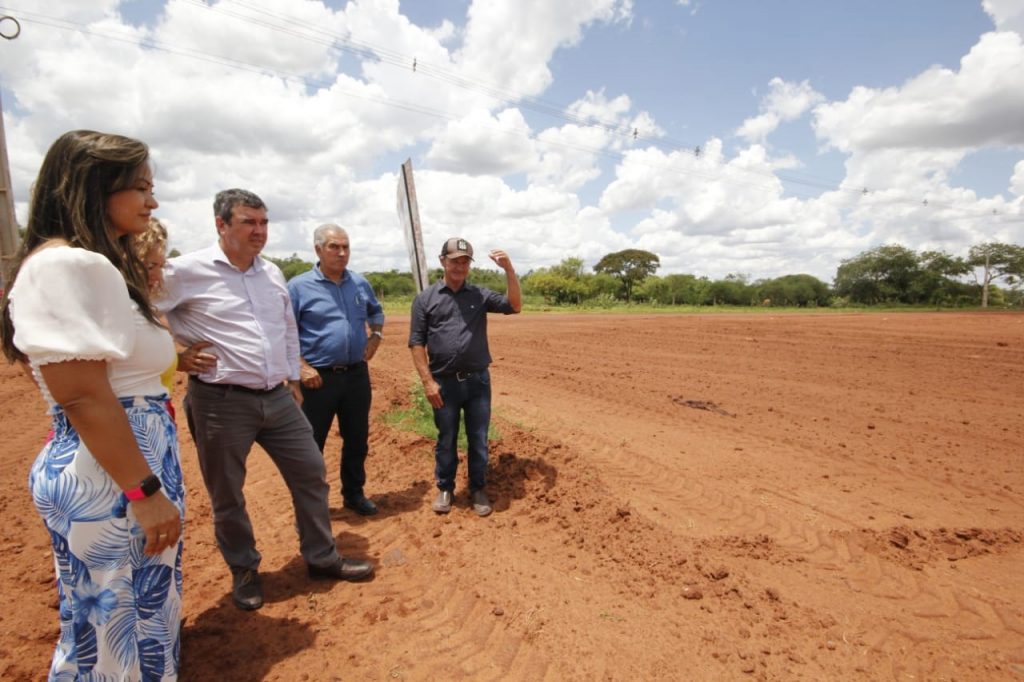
[489,249,521,313]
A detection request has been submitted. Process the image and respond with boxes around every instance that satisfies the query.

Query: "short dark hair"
[214,188,266,224]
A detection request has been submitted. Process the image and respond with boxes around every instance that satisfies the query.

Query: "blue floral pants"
[29,396,185,681]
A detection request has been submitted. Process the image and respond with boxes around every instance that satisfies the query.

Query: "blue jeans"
[433,369,491,493]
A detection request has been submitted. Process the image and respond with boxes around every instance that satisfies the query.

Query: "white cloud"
[455,0,633,95]
[813,31,1024,152]
[983,0,1024,35]
[1,0,1021,286]
[737,78,824,144]
[425,107,537,175]
[1011,160,1024,196]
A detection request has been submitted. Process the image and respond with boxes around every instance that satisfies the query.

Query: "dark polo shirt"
[408,280,516,376]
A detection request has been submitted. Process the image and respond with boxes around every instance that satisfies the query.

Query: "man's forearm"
[410,345,433,383]
[506,269,522,312]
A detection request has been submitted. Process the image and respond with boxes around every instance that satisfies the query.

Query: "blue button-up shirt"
[288,264,385,367]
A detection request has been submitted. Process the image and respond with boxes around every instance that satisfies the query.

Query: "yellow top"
[160,354,177,395]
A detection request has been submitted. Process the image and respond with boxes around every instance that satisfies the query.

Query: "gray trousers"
[184,379,340,571]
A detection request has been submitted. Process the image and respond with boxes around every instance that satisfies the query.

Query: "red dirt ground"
[1,311,1022,681]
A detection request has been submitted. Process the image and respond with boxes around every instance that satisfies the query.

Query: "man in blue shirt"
[288,224,385,516]
[409,237,521,517]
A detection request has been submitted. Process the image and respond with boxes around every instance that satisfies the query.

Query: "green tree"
[833,245,922,304]
[593,249,660,302]
[756,274,830,307]
[915,250,971,305]
[706,273,755,306]
[967,242,1024,307]
[523,257,591,304]
[365,270,416,298]
[265,253,313,280]
[637,273,708,305]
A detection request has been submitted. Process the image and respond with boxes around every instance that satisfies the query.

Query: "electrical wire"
[0,3,1019,225]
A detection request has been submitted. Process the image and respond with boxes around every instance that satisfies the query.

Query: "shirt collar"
[314,263,349,284]
[211,242,264,273]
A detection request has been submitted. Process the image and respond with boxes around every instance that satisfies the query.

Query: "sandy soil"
[1,311,1022,681]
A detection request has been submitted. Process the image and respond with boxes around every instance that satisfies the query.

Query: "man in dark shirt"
[408,237,521,516]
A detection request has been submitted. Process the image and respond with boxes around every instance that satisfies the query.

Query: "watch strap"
[124,474,162,501]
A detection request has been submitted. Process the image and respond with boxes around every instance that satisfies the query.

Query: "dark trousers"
[432,369,491,493]
[184,378,339,571]
[301,361,372,501]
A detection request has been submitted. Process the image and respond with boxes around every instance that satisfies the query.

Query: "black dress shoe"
[343,496,379,516]
[308,557,374,581]
[231,568,263,611]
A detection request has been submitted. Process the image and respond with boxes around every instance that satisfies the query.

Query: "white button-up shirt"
[160,243,300,390]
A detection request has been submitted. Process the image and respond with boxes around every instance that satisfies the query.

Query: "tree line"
[264,241,1024,309]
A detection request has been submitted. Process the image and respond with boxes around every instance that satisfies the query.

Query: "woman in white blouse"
[0,131,185,680]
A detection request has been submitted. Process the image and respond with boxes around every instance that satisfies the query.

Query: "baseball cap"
[440,237,474,259]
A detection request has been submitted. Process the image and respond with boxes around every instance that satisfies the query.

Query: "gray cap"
[440,237,474,259]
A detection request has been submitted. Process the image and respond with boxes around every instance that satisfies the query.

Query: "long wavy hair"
[1,130,160,363]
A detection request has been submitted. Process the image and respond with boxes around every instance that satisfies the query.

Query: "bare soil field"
[1,311,1022,681]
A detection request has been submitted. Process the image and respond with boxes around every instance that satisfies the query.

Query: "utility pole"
[0,90,20,289]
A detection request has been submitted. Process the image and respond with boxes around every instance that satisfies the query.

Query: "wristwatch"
[124,474,162,501]
[370,330,384,340]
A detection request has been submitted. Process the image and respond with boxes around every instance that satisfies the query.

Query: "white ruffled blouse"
[9,246,175,407]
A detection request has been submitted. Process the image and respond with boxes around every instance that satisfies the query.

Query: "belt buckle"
[456,370,471,382]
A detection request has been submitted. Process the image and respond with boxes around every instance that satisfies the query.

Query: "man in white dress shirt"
[160,188,373,611]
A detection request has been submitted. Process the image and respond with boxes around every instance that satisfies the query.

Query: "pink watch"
[124,474,162,501]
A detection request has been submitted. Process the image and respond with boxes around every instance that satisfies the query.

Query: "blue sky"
[0,0,1021,282]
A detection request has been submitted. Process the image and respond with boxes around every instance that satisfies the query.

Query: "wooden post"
[0,91,20,289]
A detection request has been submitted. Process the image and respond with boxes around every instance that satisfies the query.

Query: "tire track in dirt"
[490,377,1022,680]
[480,313,1024,680]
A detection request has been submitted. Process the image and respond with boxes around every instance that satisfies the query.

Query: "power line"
[0,4,1018,225]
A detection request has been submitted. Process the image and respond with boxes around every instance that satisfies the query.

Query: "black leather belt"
[315,361,366,374]
[436,369,483,382]
[190,376,280,394]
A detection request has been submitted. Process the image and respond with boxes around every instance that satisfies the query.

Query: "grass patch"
[381,376,500,451]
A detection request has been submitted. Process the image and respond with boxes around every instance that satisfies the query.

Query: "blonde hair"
[133,217,168,261]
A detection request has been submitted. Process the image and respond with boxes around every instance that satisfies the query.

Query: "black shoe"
[231,568,263,611]
[343,495,379,516]
[432,490,453,514]
[308,557,374,581]
[471,489,493,517]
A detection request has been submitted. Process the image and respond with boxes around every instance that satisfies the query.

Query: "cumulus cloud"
[984,0,1024,34]
[0,0,1021,284]
[737,78,824,144]
[813,31,1024,152]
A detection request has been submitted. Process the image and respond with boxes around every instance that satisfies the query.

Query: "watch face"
[141,474,162,497]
